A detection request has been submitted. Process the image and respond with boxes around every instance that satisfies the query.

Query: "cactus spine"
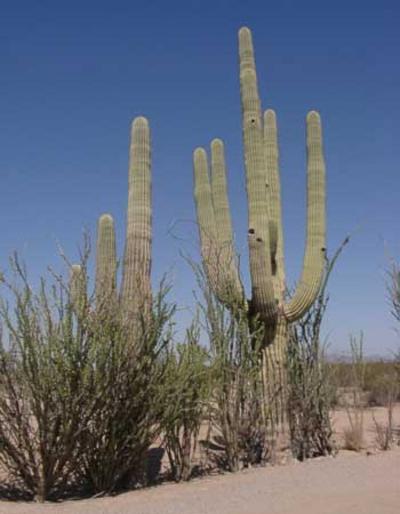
[193,27,326,421]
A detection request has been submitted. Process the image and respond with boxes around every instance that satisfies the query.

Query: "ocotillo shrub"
[0,251,175,500]
[287,292,335,460]
[388,259,400,323]
[0,253,95,501]
[77,277,175,494]
[194,264,274,472]
[286,239,348,460]
[161,321,209,482]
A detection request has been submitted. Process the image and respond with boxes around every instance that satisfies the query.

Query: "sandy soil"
[0,407,399,514]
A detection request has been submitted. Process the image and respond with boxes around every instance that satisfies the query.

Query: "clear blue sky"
[0,0,399,355]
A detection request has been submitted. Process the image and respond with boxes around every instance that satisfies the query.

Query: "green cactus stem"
[120,116,152,318]
[193,27,327,423]
[193,143,243,307]
[92,116,153,326]
[95,213,117,303]
[70,264,87,315]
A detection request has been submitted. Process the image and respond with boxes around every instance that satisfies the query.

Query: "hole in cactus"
[248,228,255,234]
[251,118,255,124]
[256,237,262,242]
[321,247,326,252]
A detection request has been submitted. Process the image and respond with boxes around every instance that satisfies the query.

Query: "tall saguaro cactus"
[88,116,152,326]
[193,27,326,420]
[120,116,152,315]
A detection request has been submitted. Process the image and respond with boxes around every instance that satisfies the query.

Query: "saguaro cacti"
[70,263,87,315]
[74,116,152,326]
[120,116,152,316]
[95,213,117,303]
[193,27,326,419]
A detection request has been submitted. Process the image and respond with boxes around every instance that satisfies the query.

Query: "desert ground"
[0,406,399,514]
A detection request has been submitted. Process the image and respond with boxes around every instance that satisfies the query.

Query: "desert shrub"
[394,348,400,392]
[373,404,396,451]
[195,267,272,472]
[371,371,398,450]
[0,250,176,501]
[287,303,335,460]
[343,422,364,452]
[286,243,344,461]
[286,238,350,460]
[76,281,175,495]
[364,361,399,406]
[388,258,400,324]
[329,361,354,393]
[0,254,96,501]
[373,422,392,451]
[335,336,399,451]
[330,359,399,406]
[342,334,366,451]
[161,320,209,481]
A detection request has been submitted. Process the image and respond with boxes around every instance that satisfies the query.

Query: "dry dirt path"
[1,448,399,514]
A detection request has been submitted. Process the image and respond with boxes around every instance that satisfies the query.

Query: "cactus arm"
[70,264,87,314]
[70,264,83,300]
[210,139,244,303]
[95,213,117,302]
[264,109,285,300]
[210,139,234,251]
[283,111,326,321]
[239,27,276,321]
[193,147,219,291]
[121,116,152,312]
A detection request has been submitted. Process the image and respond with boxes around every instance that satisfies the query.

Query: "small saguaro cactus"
[95,213,117,303]
[193,27,326,420]
[69,263,87,315]
[72,116,152,328]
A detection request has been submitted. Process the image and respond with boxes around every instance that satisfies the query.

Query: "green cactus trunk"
[121,116,152,322]
[69,264,87,316]
[91,117,152,335]
[193,27,326,426]
[95,213,117,305]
